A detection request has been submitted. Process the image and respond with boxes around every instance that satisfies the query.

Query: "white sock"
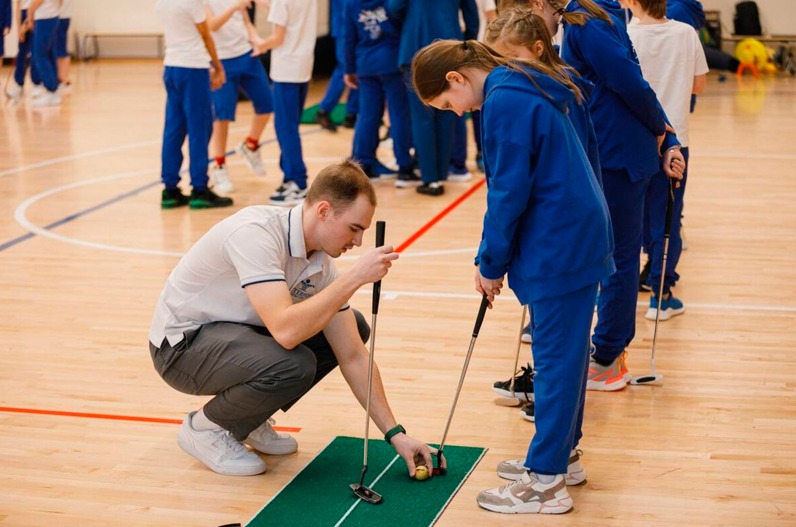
[191,409,221,431]
[536,473,556,484]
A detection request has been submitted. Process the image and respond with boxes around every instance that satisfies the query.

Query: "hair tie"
[462,40,469,50]
[556,7,566,15]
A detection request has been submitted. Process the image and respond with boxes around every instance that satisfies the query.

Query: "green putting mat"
[300,103,348,125]
[246,436,487,527]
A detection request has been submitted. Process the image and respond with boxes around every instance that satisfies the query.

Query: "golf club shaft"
[650,179,675,371]
[361,221,386,469]
[439,295,489,453]
[508,306,528,396]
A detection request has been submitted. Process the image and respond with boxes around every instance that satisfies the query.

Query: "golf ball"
[415,465,429,481]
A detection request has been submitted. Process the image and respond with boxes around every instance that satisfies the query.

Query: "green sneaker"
[161,188,189,209]
[189,188,233,209]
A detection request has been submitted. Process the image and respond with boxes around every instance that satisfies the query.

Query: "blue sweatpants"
[450,115,468,170]
[352,72,412,171]
[592,169,651,364]
[32,17,59,92]
[643,148,690,295]
[273,81,309,188]
[319,37,359,115]
[526,283,598,475]
[405,70,454,184]
[161,66,213,190]
[14,10,41,87]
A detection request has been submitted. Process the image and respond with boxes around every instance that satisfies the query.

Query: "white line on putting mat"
[332,453,401,527]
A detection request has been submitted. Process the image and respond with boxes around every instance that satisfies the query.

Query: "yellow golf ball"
[415,465,429,481]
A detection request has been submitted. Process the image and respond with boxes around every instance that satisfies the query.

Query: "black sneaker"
[314,110,337,132]
[519,402,535,422]
[417,181,444,196]
[342,113,357,129]
[639,257,652,292]
[161,187,189,209]
[189,188,234,209]
[493,363,535,401]
[394,169,421,188]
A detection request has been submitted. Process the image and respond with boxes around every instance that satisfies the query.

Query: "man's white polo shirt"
[149,204,344,347]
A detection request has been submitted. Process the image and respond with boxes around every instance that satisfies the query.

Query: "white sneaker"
[269,181,307,206]
[447,170,473,182]
[5,82,23,100]
[238,141,266,175]
[30,91,61,108]
[210,165,234,194]
[177,412,267,476]
[496,449,586,486]
[245,418,298,455]
[57,82,72,94]
[30,85,46,99]
[476,472,573,514]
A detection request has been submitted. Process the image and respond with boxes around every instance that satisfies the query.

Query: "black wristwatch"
[384,424,406,445]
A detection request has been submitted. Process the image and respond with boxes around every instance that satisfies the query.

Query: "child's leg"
[592,169,650,364]
[161,67,188,190]
[435,111,455,181]
[272,81,309,187]
[55,18,71,84]
[526,283,598,475]
[383,72,413,172]
[181,68,213,190]
[239,55,273,143]
[645,148,689,295]
[210,57,239,161]
[32,17,59,92]
[450,115,468,171]
[211,121,230,161]
[319,38,346,114]
[351,75,383,170]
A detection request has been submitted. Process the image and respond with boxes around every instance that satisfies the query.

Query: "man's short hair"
[305,160,377,211]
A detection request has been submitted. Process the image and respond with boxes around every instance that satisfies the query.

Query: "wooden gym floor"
[0,60,794,526]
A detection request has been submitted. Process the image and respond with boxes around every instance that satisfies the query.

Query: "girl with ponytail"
[412,39,614,515]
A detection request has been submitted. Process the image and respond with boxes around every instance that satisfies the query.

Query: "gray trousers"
[150,309,370,441]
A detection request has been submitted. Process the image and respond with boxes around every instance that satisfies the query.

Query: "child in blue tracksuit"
[412,39,614,515]
[484,5,603,422]
[343,0,413,180]
[388,0,479,196]
[0,0,10,85]
[5,0,41,101]
[315,0,359,132]
[28,0,60,107]
[529,0,684,391]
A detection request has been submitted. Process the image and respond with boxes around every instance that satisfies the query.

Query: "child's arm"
[257,22,285,53]
[196,20,226,90]
[205,0,251,32]
[692,74,706,95]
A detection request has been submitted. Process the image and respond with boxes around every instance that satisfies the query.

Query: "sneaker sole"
[177,432,267,476]
[477,496,573,514]
[395,181,421,188]
[492,387,533,401]
[645,307,685,321]
[245,440,298,456]
[520,409,535,422]
[586,378,628,391]
[521,334,532,344]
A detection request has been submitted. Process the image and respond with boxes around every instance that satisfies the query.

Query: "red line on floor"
[395,177,486,253]
[0,406,301,432]
[1,179,485,430]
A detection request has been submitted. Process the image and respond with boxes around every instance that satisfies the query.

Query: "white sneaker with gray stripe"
[496,449,586,486]
[476,471,573,514]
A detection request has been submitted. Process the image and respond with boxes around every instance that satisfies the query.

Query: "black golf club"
[631,178,675,385]
[349,221,386,504]
[433,294,489,476]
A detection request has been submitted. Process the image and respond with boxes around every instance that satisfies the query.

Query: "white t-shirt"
[268,0,317,83]
[476,0,496,42]
[205,0,252,60]
[149,204,343,347]
[627,19,709,147]
[33,0,59,20]
[156,0,211,69]
[59,0,73,18]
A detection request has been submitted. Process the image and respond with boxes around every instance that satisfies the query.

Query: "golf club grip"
[472,295,489,337]
[372,221,386,315]
[664,178,675,237]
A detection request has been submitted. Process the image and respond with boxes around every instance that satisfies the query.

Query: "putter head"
[630,373,663,385]
[350,483,383,504]
[432,449,447,476]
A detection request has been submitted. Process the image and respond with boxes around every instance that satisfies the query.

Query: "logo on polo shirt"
[291,278,316,301]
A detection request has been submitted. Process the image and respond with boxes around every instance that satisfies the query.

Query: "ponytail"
[550,0,611,26]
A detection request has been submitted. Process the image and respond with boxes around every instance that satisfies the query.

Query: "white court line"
[332,453,401,527]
